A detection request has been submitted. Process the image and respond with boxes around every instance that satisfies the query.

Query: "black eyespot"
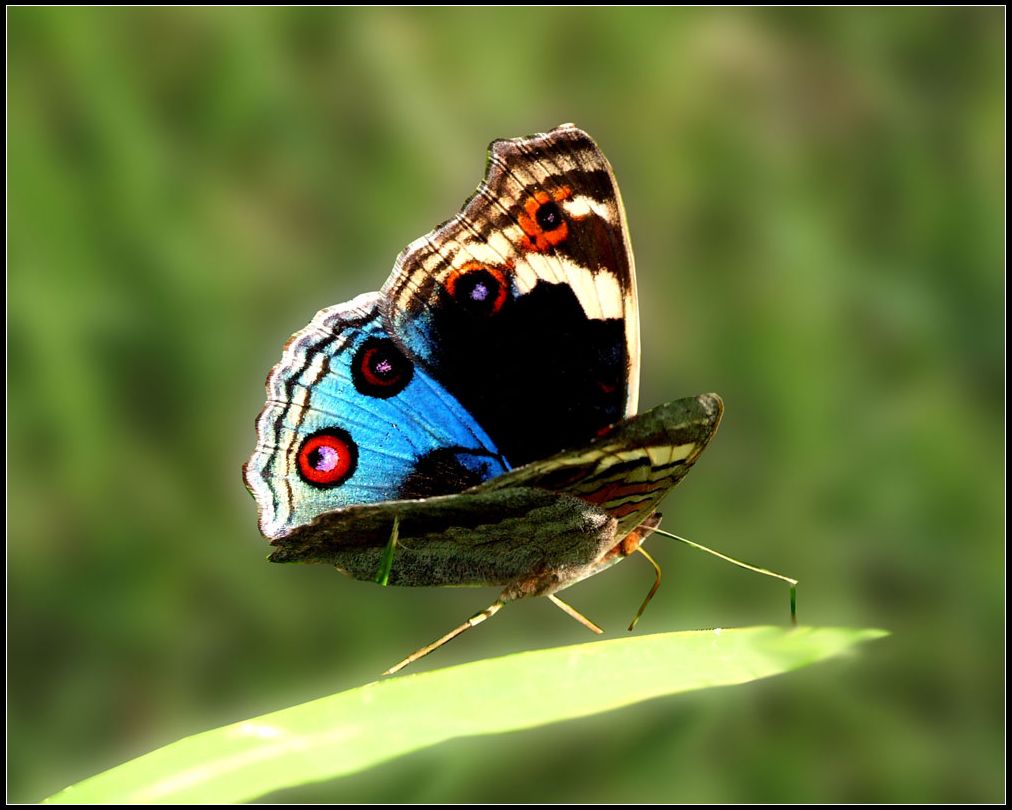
[535,201,564,232]
[457,271,498,312]
[447,263,509,316]
[297,428,358,487]
[352,337,413,398]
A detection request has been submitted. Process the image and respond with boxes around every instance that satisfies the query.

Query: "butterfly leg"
[383,599,506,676]
[627,546,662,631]
[642,524,799,625]
[547,594,604,634]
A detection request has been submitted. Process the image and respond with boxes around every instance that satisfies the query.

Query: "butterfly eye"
[297,429,358,487]
[445,262,510,316]
[353,338,414,398]
[519,187,572,252]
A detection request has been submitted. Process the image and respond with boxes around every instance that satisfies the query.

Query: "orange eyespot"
[518,186,573,252]
[445,262,510,316]
[298,429,358,487]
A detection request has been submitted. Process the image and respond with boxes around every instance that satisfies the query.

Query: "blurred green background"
[8,7,1003,803]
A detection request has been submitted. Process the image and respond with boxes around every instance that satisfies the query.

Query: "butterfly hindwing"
[267,486,618,596]
[243,292,508,539]
[381,124,640,467]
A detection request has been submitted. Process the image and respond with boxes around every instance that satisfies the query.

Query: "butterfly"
[243,124,724,674]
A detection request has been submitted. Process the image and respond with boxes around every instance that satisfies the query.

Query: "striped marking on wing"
[478,440,704,535]
[471,394,724,535]
[536,442,700,534]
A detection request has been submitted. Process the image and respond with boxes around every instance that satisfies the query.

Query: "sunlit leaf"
[44,626,887,804]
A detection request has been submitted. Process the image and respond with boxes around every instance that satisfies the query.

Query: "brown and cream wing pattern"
[381,124,640,468]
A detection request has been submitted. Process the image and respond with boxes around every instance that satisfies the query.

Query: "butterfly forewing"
[382,124,640,467]
[474,394,724,538]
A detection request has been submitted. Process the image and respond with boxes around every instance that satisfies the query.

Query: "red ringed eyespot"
[518,187,572,252]
[352,337,413,398]
[445,262,510,316]
[297,428,358,487]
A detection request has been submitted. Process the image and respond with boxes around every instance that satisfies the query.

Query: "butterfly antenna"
[644,526,798,624]
[383,599,505,676]
[547,594,604,634]
[628,546,662,631]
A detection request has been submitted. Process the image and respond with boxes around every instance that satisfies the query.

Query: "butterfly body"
[266,394,722,598]
[244,125,723,671]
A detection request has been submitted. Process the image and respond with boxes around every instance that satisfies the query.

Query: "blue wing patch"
[243,292,508,539]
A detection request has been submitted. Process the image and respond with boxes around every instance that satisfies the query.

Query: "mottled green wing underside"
[268,487,617,590]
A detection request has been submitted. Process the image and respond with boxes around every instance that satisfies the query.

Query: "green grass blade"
[43,626,887,804]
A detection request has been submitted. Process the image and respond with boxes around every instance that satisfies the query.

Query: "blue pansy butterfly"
[244,124,723,673]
